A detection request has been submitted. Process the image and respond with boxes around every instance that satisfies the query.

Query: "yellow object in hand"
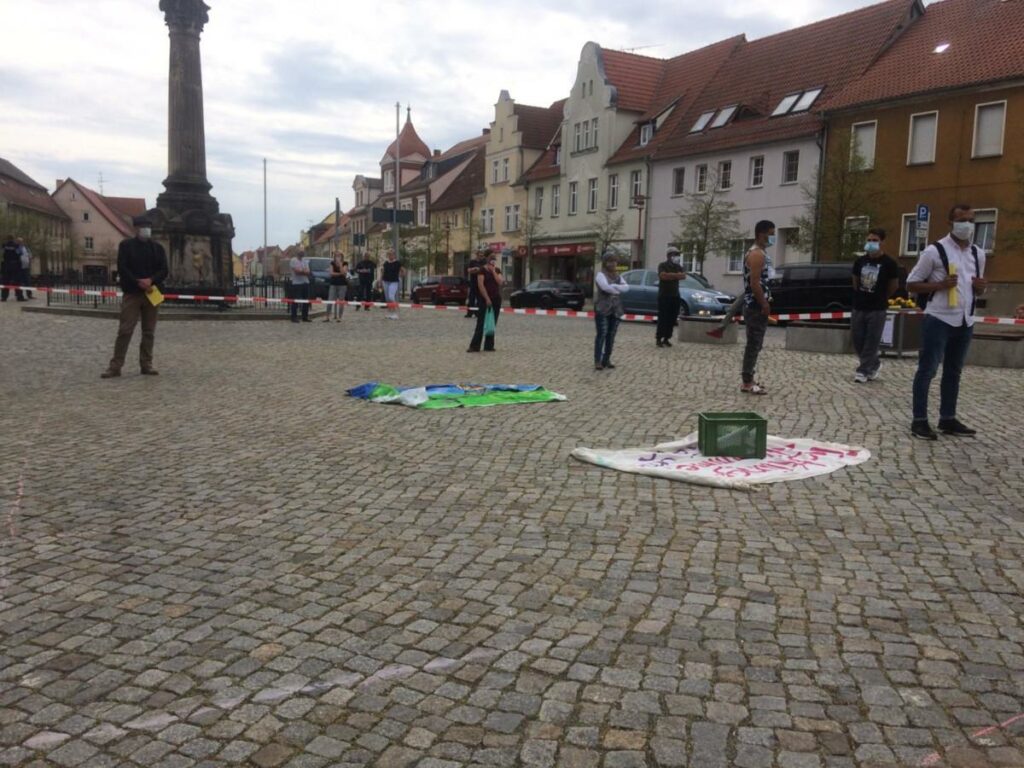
[948,262,958,308]
[146,285,165,307]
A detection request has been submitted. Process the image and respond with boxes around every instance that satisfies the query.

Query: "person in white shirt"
[906,203,987,440]
[289,250,312,323]
[593,252,630,370]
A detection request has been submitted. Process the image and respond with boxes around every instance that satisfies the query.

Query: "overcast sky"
[2,0,885,252]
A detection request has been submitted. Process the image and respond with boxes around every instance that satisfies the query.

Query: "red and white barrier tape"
[5,285,1023,325]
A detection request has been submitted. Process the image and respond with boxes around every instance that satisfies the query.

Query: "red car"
[410,275,469,305]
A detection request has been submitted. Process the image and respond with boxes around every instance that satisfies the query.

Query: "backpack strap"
[932,241,948,273]
[970,245,981,316]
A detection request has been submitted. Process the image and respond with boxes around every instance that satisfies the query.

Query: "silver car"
[619,270,735,317]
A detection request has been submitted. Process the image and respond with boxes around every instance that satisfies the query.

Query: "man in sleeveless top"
[740,220,775,395]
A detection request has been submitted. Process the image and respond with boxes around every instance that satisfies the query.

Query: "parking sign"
[917,204,929,222]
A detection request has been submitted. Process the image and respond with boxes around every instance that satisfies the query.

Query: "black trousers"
[656,294,680,341]
[469,299,501,351]
[358,279,373,303]
[290,283,310,320]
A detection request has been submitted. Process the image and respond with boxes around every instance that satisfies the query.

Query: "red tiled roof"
[601,49,667,113]
[438,132,489,161]
[384,117,431,160]
[0,159,68,219]
[656,0,918,160]
[433,150,485,211]
[520,145,561,184]
[103,196,147,220]
[606,36,744,166]
[513,99,566,149]
[59,179,137,238]
[824,0,1024,111]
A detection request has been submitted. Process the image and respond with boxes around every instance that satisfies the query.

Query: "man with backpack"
[906,203,987,440]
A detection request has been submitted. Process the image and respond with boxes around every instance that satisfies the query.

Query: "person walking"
[739,220,775,395]
[380,250,404,320]
[1,235,24,302]
[593,251,629,370]
[907,203,987,440]
[851,227,899,383]
[655,246,686,347]
[289,249,312,323]
[326,253,349,322]
[354,254,375,310]
[468,253,504,352]
[16,237,33,299]
[465,247,486,318]
[100,216,168,378]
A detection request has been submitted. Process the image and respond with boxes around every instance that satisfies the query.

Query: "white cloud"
[2,0,878,251]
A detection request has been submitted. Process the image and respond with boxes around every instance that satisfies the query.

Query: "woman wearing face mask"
[594,252,629,370]
[468,255,504,352]
[850,228,899,382]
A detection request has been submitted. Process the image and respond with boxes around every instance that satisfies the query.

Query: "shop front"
[531,242,597,296]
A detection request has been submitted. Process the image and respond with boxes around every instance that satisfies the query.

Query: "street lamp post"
[444,219,451,274]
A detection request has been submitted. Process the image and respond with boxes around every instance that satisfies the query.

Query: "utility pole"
[262,158,267,277]
[393,102,401,261]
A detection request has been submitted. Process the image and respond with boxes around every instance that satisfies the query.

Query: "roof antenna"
[620,43,662,53]
[98,171,105,194]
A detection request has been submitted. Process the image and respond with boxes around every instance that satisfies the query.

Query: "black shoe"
[911,421,938,441]
[467,347,480,353]
[603,362,616,369]
[656,340,664,347]
[291,318,300,323]
[662,339,672,348]
[938,418,977,436]
[302,318,312,323]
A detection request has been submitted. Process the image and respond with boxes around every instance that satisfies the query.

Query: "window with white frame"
[464,209,471,228]
[749,156,764,187]
[384,169,394,192]
[481,208,495,234]
[551,185,560,216]
[502,157,510,182]
[608,174,619,209]
[695,164,708,193]
[851,121,877,170]
[534,186,544,217]
[84,236,94,250]
[710,105,737,129]
[587,178,598,212]
[676,244,699,273]
[727,239,749,273]
[672,167,685,196]
[640,123,653,146]
[568,181,578,215]
[630,170,642,202]
[973,102,1005,158]
[908,112,938,165]
[900,213,922,256]
[973,208,997,251]
[717,161,732,190]
[690,110,715,132]
[574,123,582,152]
[504,204,520,232]
[492,160,500,183]
[592,117,599,146]
[782,151,800,184]
[582,120,591,149]
[417,197,426,226]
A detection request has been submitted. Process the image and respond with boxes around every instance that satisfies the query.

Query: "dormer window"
[772,87,823,116]
[772,93,801,116]
[690,110,715,133]
[639,123,654,146]
[710,105,737,129]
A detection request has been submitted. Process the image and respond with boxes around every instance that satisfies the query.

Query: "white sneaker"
[868,362,882,381]
[853,372,868,383]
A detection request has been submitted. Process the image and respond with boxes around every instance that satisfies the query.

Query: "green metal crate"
[698,412,767,459]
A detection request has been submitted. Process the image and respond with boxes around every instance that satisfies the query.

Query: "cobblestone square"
[1,302,1023,767]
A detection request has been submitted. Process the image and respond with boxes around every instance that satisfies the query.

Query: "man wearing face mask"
[100,216,168,378]
[851,228,899,383]
[906,203,987,440]
[655,246,686,347]
[739,220,775,395]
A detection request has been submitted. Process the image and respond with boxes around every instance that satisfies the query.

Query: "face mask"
[766,235,776,247]
[952,221,975,241]
[138,228,152,239]
[670,256,681,264]
[864,241,880,253]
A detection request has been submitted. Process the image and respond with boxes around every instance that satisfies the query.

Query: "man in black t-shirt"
[851,227,900,383]
[380,250,405,320]
[656,246,686,347]
[354,256,376,309]
[465,247,487,318]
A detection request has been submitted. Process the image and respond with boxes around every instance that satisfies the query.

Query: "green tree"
[672,170,741,274]
[794,131,889,261]
[592,209,625,255]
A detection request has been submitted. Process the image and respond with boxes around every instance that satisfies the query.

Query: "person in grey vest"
[593,251,629,370]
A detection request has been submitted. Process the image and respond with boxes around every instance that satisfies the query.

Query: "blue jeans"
[912,314,973,422]
[594,312,621,365]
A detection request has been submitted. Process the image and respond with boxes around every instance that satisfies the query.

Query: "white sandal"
[741,383,768,395]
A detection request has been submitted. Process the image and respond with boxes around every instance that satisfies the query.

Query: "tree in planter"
[672,169,741,275]
[793,131,888,262]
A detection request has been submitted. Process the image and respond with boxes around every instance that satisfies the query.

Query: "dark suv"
[410,275,469,305]
[768,262,853,315]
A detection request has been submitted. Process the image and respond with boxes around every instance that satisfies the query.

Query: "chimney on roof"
[483,128,491,135]
[434,149,441,158]
[56,179,64,188]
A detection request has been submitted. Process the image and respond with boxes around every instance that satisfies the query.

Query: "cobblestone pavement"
[1,300,1023,768]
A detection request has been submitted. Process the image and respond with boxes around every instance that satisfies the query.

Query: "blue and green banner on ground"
[347,382,567,410]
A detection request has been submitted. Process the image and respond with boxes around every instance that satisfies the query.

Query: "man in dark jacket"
[101,216,169,378]
[1,235,24,301]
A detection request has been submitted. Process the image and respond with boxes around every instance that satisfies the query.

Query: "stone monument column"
[148,0,235,294]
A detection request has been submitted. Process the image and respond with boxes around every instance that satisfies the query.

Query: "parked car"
[767,262,853,315]
[307,257,333,300]
[411,275,469,305]
[509,280,586,310]
[618,270,735,318]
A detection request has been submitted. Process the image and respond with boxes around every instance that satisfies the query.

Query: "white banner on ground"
[571,433,870,491]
